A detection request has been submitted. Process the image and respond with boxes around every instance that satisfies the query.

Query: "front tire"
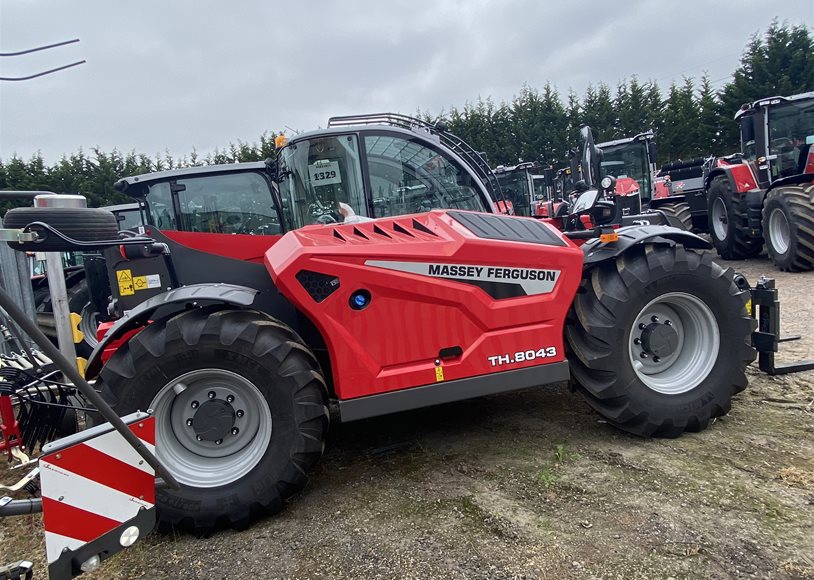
[96,307,329,533]
[762,185,814,272]
[656,201,693,231]
[707,175,763,259]
[565,243,756,438]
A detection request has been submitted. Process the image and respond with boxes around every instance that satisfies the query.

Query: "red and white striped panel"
[39,417,156,564]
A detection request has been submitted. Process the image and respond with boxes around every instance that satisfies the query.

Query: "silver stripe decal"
[364,260,560,295]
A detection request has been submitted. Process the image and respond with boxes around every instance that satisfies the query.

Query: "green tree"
[719,20,814,148]
[581,82,615,142]
[695,74,724,156]
[661,78,700,162]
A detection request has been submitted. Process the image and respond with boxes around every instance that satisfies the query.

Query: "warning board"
[116,269,134,296]
[133,274,161,292]
[435,366,444,382]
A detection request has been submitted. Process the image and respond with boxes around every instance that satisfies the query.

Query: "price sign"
[308,161,342,186]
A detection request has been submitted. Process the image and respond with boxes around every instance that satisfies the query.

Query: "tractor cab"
[596,131,657,217]
[292,113,506,219]
[493,162,554,216]
[737,92,814,186]
[277,120,496,225]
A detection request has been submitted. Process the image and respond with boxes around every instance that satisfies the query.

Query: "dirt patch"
[2,253,814,579]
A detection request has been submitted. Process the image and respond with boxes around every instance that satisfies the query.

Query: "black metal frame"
[750,277,814,375]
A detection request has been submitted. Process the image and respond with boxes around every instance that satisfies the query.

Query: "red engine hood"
[265,210,583,400]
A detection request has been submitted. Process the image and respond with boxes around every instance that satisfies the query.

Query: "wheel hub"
[151,368,272,487]
[628,293,720,395]
[640,321,679,358]
[712,197,729,241]
[192,399,235,442]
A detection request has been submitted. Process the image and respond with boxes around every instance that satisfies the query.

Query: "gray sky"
[1,0,812,163]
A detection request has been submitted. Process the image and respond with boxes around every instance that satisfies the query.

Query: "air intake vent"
[296,270,340,302]
[373,224,392,238]
[393,222,414,237]
[411,219,438,236]
[448,211,566,247]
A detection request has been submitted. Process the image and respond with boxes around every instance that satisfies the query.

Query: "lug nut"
[653,356,661,363]
[196,435,202,441]
[231,427,239,436]
[640,352,648,358]
[651,315,659,323]
[236,410,244,418]
[633,338,641,345]
[638,323,646,330]
[226,395,235,403]
[191,401,199,409]
[215,439,223,445]
[208,391,216,399]
[665,320,673,326]
[186,418,193,426]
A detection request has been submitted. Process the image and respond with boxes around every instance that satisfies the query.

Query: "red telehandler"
[3,115,811,543]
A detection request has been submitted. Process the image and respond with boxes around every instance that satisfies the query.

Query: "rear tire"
[707,176,763,259]
[762,185,814,272]
[565,243,756,438]
[34,277,97,358]
[3,207,119,251]
[656,201,693,231]
[95,307,329,533]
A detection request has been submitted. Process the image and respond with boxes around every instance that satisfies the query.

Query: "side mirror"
[570,189,599,214]
[579,126,603,188]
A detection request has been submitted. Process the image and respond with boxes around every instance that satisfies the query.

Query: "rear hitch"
[749,276,814,375]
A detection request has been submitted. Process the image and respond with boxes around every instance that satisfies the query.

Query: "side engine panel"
[266,210,583,400]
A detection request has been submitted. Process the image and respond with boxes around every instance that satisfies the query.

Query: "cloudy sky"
[1,0,812,163]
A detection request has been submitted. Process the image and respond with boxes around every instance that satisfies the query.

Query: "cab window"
[144,182,177,230]
[364,134,487,217]
[145,173,280,235]
[278,135,367,228]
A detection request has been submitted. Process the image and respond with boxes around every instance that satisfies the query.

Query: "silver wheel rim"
[79,303,98,349]
[628,292,720,395]
[150,369,272,488]
[711,197,728,241]
[768,208,790,255]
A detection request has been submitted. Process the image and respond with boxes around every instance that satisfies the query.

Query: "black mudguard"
[766,173,814,199]
[84,283,258,379]
[581,225,712,270]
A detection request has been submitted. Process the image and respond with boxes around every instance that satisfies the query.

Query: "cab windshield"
[278,134,368,228]
[767,99,814,179]
[278,131,488,227]
[495,170,532,216]
[600,142,651,200]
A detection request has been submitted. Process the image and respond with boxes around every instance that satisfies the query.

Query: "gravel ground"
[3,252,813,580]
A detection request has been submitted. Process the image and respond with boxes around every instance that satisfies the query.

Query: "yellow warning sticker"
[745,299,753,315]
[435,366,444,382]
[117,269,134,296]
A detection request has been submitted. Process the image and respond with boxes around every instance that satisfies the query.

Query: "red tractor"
[596,131,695,230]
[6,114,801,538]
[706,92,814,271]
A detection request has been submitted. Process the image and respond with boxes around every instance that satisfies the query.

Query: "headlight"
[600,176,613,190]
